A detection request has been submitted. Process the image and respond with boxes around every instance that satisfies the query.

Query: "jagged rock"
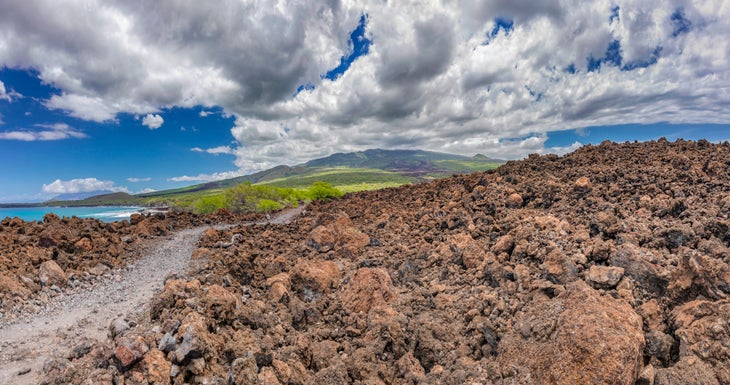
[644,330,675,364]
[307,225,336,252]
[636,364,655,385]
[0,273,30,297]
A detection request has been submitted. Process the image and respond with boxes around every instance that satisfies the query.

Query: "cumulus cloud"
[0,0,728,165]
[42,178,128,194]
[127,177,151,182]
[142,114,164,129]
[0,123,86,141]
[137,187,157,194]
[168,170,245,183]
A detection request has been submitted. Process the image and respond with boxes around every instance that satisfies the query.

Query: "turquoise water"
[0,206,143,223]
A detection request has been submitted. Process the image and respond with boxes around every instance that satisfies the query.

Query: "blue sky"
[1,1,729,202]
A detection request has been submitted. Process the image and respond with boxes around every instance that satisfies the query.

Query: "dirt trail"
[0,207,303,385]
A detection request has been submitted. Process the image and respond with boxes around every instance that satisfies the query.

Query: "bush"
[305,182,344,200]
[257,199,283,212]
[193,195,228,214]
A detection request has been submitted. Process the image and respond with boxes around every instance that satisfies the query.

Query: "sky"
[0,1,729,202]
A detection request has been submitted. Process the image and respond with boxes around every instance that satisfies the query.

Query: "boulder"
[499,281,645,385]
[39,260,67,287]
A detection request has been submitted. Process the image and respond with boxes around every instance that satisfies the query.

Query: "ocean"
[0,206,144,223]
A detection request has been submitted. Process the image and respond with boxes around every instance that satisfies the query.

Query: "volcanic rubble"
[37,139,730,384]
[0,209,257,322]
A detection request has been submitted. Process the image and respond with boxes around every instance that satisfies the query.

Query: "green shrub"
[305,182,343,200]
[193,195,227,214]
[257,199,283,212]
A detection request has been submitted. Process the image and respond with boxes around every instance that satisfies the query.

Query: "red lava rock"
[342,268,397,313]
[290,260,341,302]
[203,284,241,322]
[586,265,625,289]
[669,299,730,383]
[0,273,31,297]
[139,348,171,385]
[307,225,336,252]
[499,281,645,385]
[74,237,93,252]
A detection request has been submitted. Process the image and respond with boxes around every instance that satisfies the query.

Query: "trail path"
[0,207,303,385]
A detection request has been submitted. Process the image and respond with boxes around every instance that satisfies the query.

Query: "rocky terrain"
[5,138,730,385]
[0,209,258,322]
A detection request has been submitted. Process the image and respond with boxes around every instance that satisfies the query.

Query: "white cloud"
[142,114,164,129]
[168,170,245,183]
[42,178,128,194]
[0,123,87,141]
[136,188,157,194]
[191,145,235,155]
[0,0,727,163]
[199,111,210,117]
[127,177,151,182]
[0,80,21,102]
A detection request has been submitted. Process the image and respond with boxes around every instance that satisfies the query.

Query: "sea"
[0,206,144,223]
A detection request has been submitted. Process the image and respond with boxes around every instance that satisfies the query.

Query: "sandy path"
[0,207,303,385]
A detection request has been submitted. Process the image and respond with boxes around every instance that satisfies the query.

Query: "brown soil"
[6,138,730,385]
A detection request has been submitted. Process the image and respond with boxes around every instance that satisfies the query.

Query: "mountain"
[139,148,505,200]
